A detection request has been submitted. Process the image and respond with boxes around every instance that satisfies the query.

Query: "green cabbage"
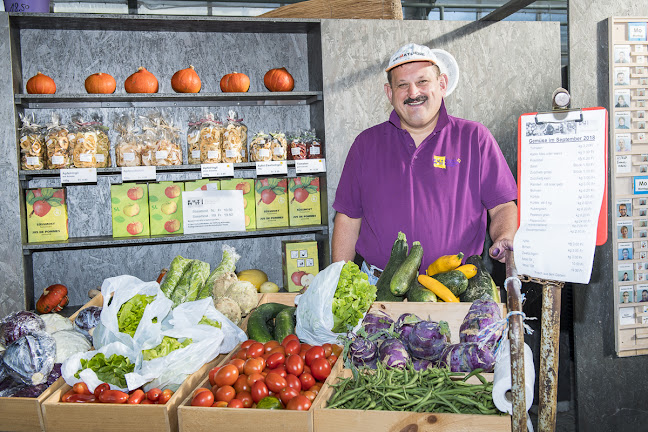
[332,262,377,333]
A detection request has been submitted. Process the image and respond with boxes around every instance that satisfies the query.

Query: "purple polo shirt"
[333,100,517,270]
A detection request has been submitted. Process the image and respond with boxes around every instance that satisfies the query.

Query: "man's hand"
[487,201,518,263]
[331,212,362,262]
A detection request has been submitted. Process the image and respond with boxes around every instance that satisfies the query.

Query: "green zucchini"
[273,307,296,343]
[375,232,408,301]
[246,303,293,343]
[406,279,438,302]
[432,270,469,297]
[390,241,424,296]
[460,255,501,303]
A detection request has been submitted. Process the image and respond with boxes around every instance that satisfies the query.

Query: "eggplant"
[378,337,409,369]
[407,320,451,362]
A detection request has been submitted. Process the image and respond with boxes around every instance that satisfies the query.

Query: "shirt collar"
[388,99,450,134]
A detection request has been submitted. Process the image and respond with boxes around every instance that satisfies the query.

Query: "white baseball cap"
[386,43,459,96]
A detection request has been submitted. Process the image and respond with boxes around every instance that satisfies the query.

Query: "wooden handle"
[88,288,101,299]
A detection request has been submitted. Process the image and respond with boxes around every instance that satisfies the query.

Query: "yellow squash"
[426,252,464,276]
[454,264,478,279]
[237,269,268,291]
[418,275,459,302]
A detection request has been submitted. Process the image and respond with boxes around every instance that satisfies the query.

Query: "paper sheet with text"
[514,109,607,283]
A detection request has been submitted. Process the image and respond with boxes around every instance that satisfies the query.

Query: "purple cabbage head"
[362,311,394,339]
[0,377,23,397]
[378,337,410,369]
[437,342,496,372]
[407,320,451,362]
[74,306,102,342]
[394,313,422,343]
[467,296,502,319]
[2,332,55,386]
[0,311,45,346]
[412,358,434,371]
[13,383,48,398]
[47,363,62,386]
[459,314,502,346]
[349,337,378,368]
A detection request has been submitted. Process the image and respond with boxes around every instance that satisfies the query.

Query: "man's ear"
[384,82,393,104]
[439,74,449,96]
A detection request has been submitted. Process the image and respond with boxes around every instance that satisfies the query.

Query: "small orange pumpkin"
[26,72,56,94]
[171,65,201,93]
[264,67,294,92]
[85,72,117,94]
[124,67,158,94]
[220,72,250,93]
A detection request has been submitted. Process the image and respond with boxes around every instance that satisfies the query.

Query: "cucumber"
[246,302,292,342]
[406,279,438,302]
[375,232,408,301]
[390,241,424,296]
[273,307,296,343]
[460,255,501,303]
[432,270,469,297]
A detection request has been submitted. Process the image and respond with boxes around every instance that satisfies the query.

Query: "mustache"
[404,96,428,105]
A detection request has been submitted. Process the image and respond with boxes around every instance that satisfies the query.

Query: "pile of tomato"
[191,335,341,410]
[60,382,174,404]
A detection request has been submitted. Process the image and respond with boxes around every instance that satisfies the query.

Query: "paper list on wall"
[514,109,607,283]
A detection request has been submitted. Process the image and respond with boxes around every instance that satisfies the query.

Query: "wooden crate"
[0,295,102,432]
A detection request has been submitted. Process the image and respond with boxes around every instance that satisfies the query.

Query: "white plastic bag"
[61,341,138,393]
[295,261,364,345]
[93,275,173,352]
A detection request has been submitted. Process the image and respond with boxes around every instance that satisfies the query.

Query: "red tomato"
[310,357,332,382]
[243,358,264,376]
[302,390,316,402]
[251,381,269,403]
[237,390,253,408]
[299,372,315,390]
[229,358,245,374]
[141,399,156,405]
[327,355,338,367]
[247,372,265,387]
[127,389,145,404]
[321,343,333,358]
[99,390,129,404]
[285,354,304,376]
[303,365,312,375]
[236,349,248,360]
[305,346,325,366]
[233,375,250,393]
[279,387,300,405]
[215,385,236,403]
[281,334,299,348]
[331,344,343,357]
[264,340,280,352]
[265,373,287,393]
[73,382,91,395]
[191,390,214,407]
[93,383,110,399]
[310,383,322,395]
[270,364,287,378]
[212,400,228,407]
[158,389,173,404]
[284,340,301,356]
[246,342,265,359]
[266,352,285,369]
[285,374,302,392]
[214,364,239,387]
[300,343,312,352]
[228,399,244,408]
[194,387,212,398]
[208,366,222,386]
[147,388,162,401]
[241,339,257,349]
[287,395,312,410]
[269,345,286,357]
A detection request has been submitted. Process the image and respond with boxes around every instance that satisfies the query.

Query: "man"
[622,291,630,303]
[619,203,629,217]
[641,290,648,302]
[621,248,630,260]
[616,72,628,86]
[331,43,518,282]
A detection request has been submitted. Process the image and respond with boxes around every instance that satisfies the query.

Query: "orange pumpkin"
[171,65,201,93]
[26,72,56,94]
[124,67,158,94]
[264,67,294,92]
[36,284,69,314]
[220,72,250,93]
[85,72,117,94]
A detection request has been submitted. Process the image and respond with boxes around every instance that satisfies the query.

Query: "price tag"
[121,166,157,182]
[295,159,326,174]
[201,163,235,178]
[256,161,288,176]
[60,168,97,184]
[182,190,246,234]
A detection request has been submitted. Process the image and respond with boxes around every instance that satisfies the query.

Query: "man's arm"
[331,212,362,263]
[487,201,518,262]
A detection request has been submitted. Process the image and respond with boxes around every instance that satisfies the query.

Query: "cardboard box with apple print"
[148,181,184,235]
[26,187,68,243]
[288,176,321,226]
[111,183,150,237]
[282,241,319,292]
[184,179,220,192]
[254,178,288,229]
[221,178,255,230]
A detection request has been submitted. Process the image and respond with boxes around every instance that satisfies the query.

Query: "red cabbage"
[407,320,451,362]
[349,337,378,368]
[378,337,410,369]
[2,332,55,386]
[0,377,23,397]
[13,383,48,398]
[0,311,45,346]
[394,313,421,343]
[437,342,496,372]
[47,363,62,386]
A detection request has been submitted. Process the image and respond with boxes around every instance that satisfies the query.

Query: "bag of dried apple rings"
[222,110,248,163]
[19,113,45,171]
[45,113,71,169]
[269,132,288,161]
[187,114,202,165]
[114,114,141,167]
[72,115,111,168]
[199,114,224,164]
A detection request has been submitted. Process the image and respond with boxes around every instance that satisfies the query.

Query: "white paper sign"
[201,163,235,178]
[60,168,97,184]
[514,109,607,284]
[122,166,156,182]
[182,190,245,234]
[295,159,327,174]
[616,155,631,173]
[256,161,288,176]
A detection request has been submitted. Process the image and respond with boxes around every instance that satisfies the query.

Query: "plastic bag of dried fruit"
[139,113,182,166]
[269,131,288,161]
[45,113,72,169]
[199,113,224,164]
[71,115,111,168]
[187,114,202,165]
[304,129,324,159]
[289,130,307,160]
[249,131,271,162]
[222,110,247,163]
[19,113,45,171]
[114,114,141,167]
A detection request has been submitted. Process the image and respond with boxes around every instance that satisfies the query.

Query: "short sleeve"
[479,128,518,209]
[332,139,364,219]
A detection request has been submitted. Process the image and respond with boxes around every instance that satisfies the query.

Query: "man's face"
[643,291,648,301]
[623,292,629,302]
[620,204,627,216]
[385,62,448,133]
[618,73,624,82]
[619,117,626,126]
[623,249,629,259]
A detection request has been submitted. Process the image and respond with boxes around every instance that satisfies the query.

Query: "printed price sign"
[60,168,97,184]
[256,161,288,176]
[182,190,245,234]
[201,163,235,178]
[121,166,156,182]
[295,159,326,174]
[634,176,648,194]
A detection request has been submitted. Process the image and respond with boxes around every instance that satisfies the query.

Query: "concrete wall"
[569,3,648,431]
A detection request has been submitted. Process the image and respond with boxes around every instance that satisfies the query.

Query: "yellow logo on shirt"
[433,156,446,169]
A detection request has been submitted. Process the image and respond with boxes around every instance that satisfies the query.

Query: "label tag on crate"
[121,166,156,182]
[182,190,245,234]
[256,161,288,176]
[295,159,326,174]
[60,168,97,184]
[201,163,234,178]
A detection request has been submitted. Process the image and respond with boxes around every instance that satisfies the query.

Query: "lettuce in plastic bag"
[75,353,134,388]
[331,262,377,333]
[142,336,192,361]
[117,294,155,337]
[198,316,221,328]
